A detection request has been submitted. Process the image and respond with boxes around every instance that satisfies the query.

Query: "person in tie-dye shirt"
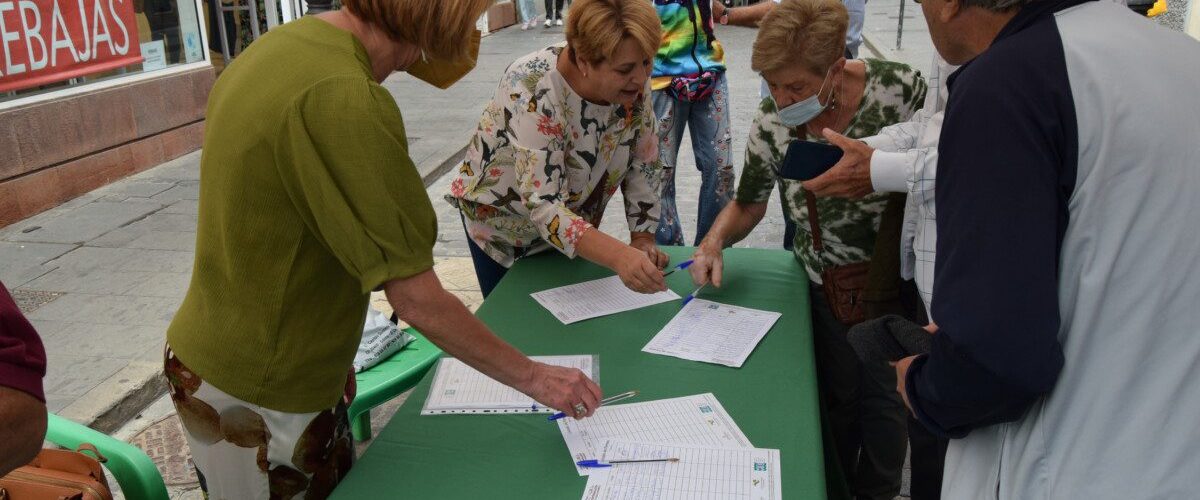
[650,0,735,246]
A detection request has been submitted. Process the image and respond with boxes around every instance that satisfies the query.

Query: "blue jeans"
[652,73,735,246]
[516,0,537,22]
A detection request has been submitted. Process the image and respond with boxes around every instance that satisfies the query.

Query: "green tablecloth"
[331,246,826,499]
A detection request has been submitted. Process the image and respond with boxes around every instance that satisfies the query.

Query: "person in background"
[891,0,1200,497]
[518,0,542,30]
[651,0,736,247]
[0,282,48,477]
[688,1,927,498]
[165,1,601,498]
[545,0,566,26]
[447,0,667,298]
[714,0,864,58]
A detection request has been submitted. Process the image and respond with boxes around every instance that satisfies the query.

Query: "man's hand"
[893,355,919,414]
[630,233,670,270]
[688,240,725,288]
[802,128,876,198]
[0,387,47,476]
[516,362,603,420]
[615,246,668,293]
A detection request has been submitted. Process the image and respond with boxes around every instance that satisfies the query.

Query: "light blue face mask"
[776,67,834,128]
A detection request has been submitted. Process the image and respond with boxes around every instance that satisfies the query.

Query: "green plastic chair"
[349,328,443,441]
[44,413,170,500]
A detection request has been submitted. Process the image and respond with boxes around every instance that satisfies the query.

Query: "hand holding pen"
[662,259,693,277]
[687,242,725,288]
[548,390,640,421]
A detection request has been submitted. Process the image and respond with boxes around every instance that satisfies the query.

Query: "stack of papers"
[557,393,782,499]
[581,440,782,500]
[421,355,597,415]
[556,393,752,476]
[532,276,680,324]
[642,299,781,368]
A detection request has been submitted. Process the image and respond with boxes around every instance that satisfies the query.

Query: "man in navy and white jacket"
[889,0,1200,497]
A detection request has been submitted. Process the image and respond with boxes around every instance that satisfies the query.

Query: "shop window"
[0,0,207,103]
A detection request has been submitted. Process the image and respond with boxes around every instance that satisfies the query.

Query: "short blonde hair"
[565,0,662,64]
[752,0,848,76]
[341,0,492,62]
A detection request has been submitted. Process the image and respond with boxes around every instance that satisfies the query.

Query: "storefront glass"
[0,0,208,103]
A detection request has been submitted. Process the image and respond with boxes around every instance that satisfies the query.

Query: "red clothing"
[0,282,46,402]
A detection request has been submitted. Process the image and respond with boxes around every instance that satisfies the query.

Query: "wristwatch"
[719,8,734,25]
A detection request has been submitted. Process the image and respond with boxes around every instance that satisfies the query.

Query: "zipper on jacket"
[685,0,706,75]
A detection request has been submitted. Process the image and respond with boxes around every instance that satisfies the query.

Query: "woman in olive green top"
[164,2,601,498]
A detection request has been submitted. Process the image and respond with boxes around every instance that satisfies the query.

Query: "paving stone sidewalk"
[1,14,931,499]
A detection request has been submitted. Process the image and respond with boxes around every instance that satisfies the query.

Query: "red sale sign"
[0,0,143,92]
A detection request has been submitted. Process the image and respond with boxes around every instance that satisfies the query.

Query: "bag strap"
[75,444,107,464]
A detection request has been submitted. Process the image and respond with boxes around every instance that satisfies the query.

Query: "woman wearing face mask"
[447,0,667,297]
[163,2,604,498]
[687,0,927,498]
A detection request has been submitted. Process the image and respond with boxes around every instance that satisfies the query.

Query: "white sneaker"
[544,18,552,28]
[555,18,563,26]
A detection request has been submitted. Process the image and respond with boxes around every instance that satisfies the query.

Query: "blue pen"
[681,283,706,306]
[548,390,639,421]
[662,259,694,277]
[577,458,680,468]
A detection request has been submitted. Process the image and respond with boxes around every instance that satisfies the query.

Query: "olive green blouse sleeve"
[275,76,437,293]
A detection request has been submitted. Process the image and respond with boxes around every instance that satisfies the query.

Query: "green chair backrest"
[44,413,170,500]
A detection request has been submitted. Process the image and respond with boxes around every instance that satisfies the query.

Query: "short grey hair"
[960,0,1033,12]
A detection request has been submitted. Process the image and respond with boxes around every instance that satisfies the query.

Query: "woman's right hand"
[517,362,603,419]
[689,240,725,287]
[614,246,668,293]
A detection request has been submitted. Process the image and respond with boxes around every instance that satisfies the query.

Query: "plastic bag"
[353,307,415,373]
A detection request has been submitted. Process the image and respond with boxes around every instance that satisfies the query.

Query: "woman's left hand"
[630,234,669,270]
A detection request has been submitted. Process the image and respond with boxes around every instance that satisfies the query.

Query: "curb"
[58,360,168,434]
[420,145,469,188]
[860,32,894,62]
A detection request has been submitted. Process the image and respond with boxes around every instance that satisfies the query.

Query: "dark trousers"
[810,285,907,500]
[894,282,948,500]
[544,0,565,19]
[783,218,798,251]
[908,416,949,500]
[466,235,507,298]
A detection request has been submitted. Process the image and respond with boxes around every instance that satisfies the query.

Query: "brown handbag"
[805,191,869,325]
[0,444,114,500]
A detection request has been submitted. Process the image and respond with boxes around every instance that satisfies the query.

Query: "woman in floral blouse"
[447,0,668,297]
